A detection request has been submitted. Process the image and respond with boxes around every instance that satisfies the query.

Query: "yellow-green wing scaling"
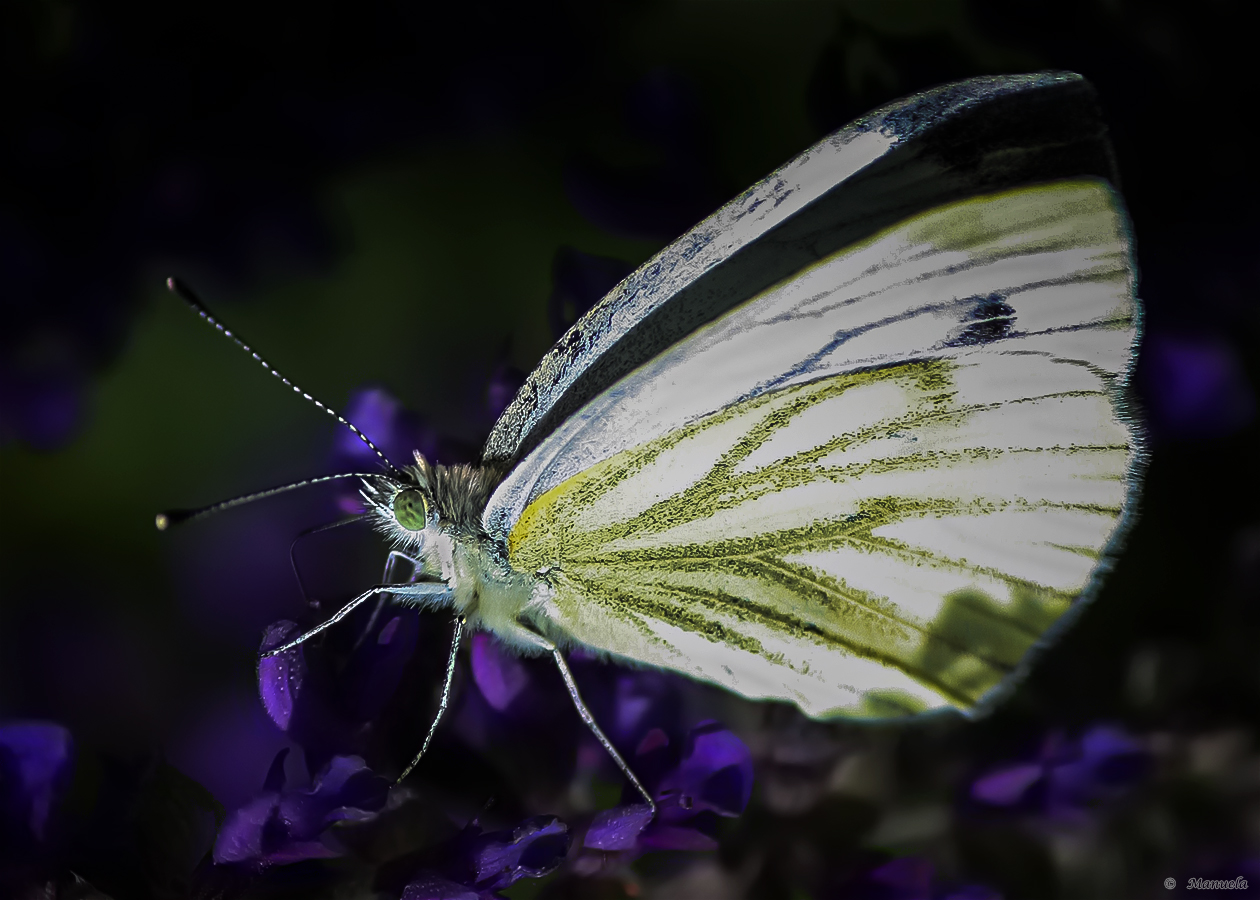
[500,180,1139,718]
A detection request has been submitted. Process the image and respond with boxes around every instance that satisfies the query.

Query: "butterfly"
[163,71,1142,811]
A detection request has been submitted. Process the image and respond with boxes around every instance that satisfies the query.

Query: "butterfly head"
[361,454,439,556]
[361,450,504,564]
[391,485,435,533]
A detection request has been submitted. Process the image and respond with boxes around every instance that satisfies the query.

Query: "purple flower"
[483,361,526,424]
[256,613,422,774]
[0,365,86,451]
[584,720,753,854]
[469,632,534,715]
[584,803,655,852]
[401,816,571,898]
[468,635,684,751]
[341,611,422,722]
[329,385,497,515]
[3,723,223,899]
[1141,332,1256,441]
[256,620,351,770]
[0,721,75,848]
[598,667,683,752]
[970,724,1149,818]
[454,642,746,874]
[213,749,389,868]
[258,621,309,733]
[655,720,754,818]
[334,386,443,471]
[457,633,582,768]
[0,215,104,451]
[402,873,485,900]
[329,387,445,513]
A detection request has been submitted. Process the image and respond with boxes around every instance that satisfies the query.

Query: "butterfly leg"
[261,581,453,657]
[396,614,465,784]
[496,621,656,814]
[353,551,420,652]
[549,647,656,816]
[287,514,368,611]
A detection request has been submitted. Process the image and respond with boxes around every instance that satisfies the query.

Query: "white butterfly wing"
[484,72,1120,487]
[482,75,1142,718]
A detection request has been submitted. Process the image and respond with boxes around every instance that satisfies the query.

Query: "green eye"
[393,490,430,531]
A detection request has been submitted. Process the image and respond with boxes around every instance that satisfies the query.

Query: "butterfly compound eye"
[393,490,430,531]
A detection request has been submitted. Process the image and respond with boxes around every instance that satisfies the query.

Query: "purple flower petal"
[0,371,85,450]
[214,806,267,864]
[1143,333,1256,439]
[485,362,526,422]
[971,724,1148,817]
[316,755,391,813]
[278,755,389,836]
[1049,725,1148,807]
[327,387,448,514]
[262,747,289,793]
[584,803,653,851]
[970,762,1045,806]
[258,621,306,732]
[261,838,343,866]
[608,670,677,747]
[661,721,753,817]
[342,612,420,722]
[638,825,718,852]
[464,816,571,892]
[335,387,441,471]
[629,727,675,792]
[0,721,75,842]
[1079,724,1146,769]
[582,720,755,855]
[470,632,531,713]
[636,728,669,755]
[214,790,286,864]
[402,873,483,900]
[213,753,389,868]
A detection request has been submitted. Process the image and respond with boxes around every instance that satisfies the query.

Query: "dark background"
[2,1,1258,898]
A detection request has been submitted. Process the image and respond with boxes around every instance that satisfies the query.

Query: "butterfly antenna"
[165,276,403,478]
[156,473,381,530]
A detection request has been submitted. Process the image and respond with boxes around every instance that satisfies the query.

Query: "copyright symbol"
[1164,877,1176,890]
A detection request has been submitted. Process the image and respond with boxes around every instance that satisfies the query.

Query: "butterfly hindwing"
[494,176,1138,718]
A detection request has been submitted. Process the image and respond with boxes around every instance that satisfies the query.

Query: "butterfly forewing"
[498,179,1139,718]
[483,72,1120,488]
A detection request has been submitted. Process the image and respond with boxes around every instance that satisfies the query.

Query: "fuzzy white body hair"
[362,458,552,656]
[425,528,548,655]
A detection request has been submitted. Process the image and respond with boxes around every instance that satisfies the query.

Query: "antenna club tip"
[167,277,195,302]
[155,508,191,529]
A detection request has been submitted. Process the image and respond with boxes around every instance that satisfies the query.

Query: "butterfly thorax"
[361,453,547,654]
